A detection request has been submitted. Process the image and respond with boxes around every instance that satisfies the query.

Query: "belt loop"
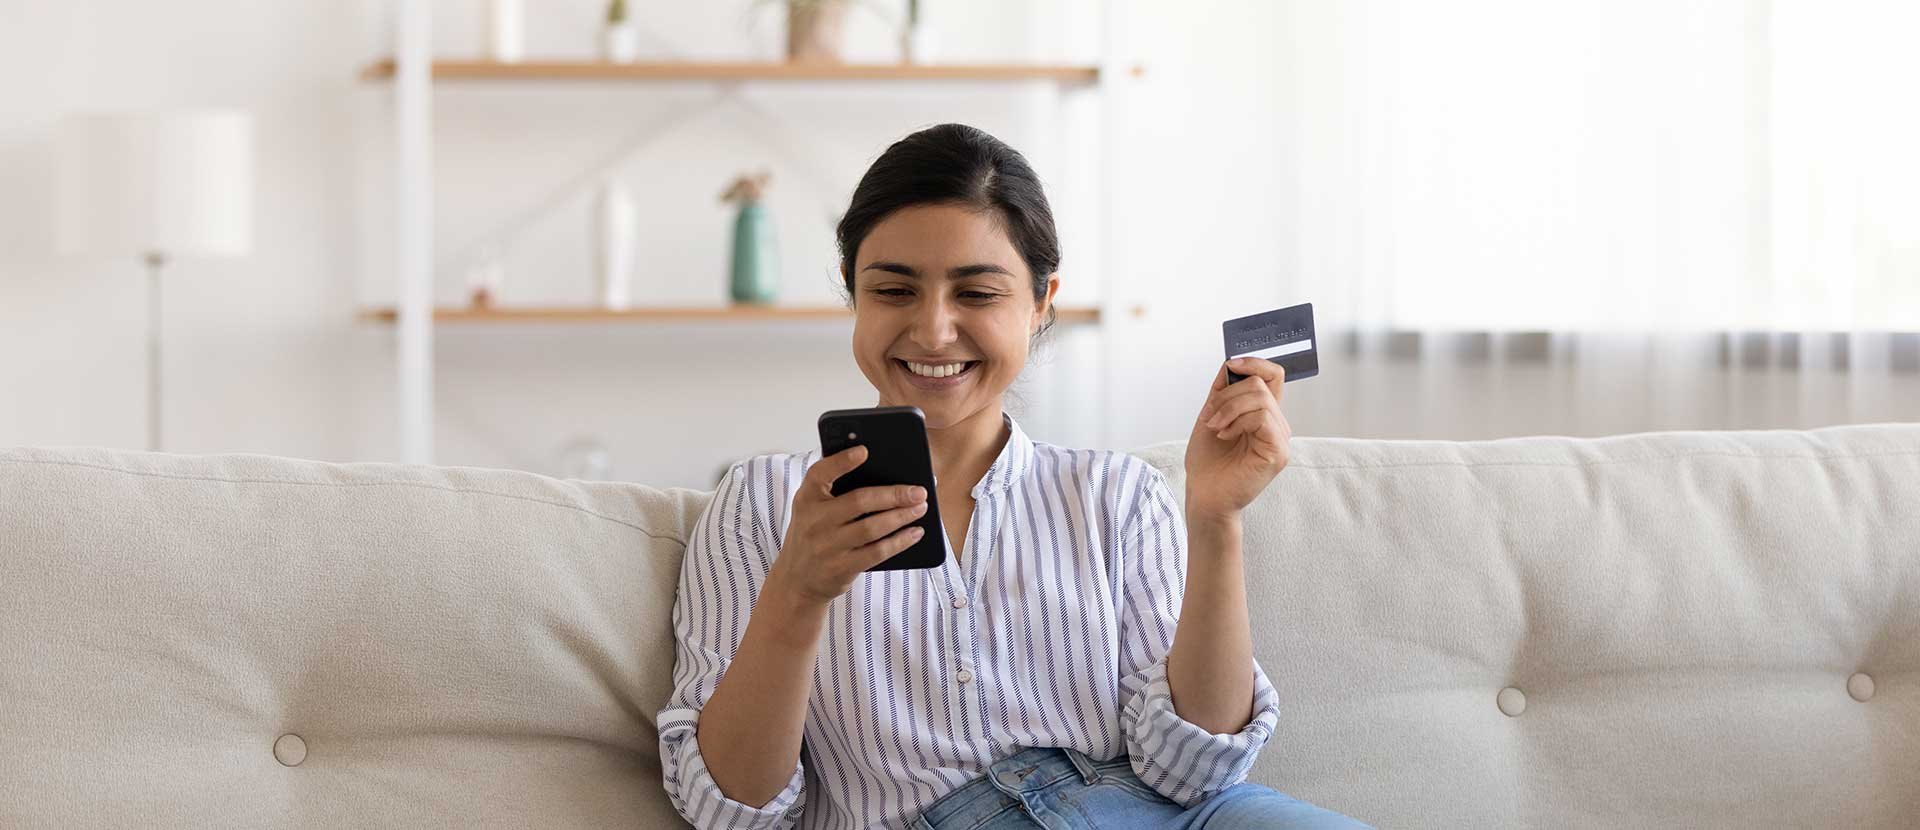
[1061,748,1099,784]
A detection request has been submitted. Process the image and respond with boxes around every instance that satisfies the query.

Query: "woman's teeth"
[906,361,972,378]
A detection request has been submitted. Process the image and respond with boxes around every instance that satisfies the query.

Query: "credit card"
[1222,302,1318,384]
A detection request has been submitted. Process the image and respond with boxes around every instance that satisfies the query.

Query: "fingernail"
[909,527,925,537]
[912,501,928,513]
[910,486,927,500]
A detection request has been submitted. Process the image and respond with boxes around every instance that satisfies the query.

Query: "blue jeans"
[910,746,1374,829]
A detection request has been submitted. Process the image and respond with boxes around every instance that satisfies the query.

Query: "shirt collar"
[970,411,1035,500]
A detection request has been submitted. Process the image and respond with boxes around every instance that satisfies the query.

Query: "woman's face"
[850,203,1059,430]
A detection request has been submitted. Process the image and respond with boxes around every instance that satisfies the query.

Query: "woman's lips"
[896,359,979,391]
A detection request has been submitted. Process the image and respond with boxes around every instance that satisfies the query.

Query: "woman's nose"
[910,297,959,348]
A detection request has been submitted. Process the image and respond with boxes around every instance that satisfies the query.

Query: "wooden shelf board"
[358,58,1101,85]
[356,305,1102,325]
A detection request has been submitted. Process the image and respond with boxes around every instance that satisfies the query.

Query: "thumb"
[840,443,869,469]
[1210,360,1231,392]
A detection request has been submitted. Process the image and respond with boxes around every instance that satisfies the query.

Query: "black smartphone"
[817,405,946,571]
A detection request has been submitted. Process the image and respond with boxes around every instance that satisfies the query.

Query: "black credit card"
[1222,302,1318,384]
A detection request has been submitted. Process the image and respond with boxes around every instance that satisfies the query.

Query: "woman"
[659,124,1370,830]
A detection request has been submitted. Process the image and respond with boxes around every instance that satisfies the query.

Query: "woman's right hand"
[766,444,931,608]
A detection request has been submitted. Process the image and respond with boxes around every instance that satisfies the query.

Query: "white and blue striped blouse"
[658,412,1281,830]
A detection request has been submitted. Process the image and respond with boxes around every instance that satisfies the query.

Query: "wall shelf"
[356,304,1103,325]
[358,58,1103,86]
[368,2,1128,463]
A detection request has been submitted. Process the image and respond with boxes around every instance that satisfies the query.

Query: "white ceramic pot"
[901,23,938,64]
[594,178,636,310]
[486,0,524,63]
[602,23,639,63]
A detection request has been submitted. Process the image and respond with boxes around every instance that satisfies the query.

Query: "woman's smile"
[895,358,982,391]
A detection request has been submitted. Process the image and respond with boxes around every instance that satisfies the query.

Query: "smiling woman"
[656,124,1371,830]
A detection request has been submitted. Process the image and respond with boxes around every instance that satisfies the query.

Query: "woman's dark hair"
[836,123,1060,342]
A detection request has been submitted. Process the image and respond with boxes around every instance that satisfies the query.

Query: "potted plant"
[721,171,778,305]
[602,0,640,63]
[899,0,936,64]
[782,0,851,64]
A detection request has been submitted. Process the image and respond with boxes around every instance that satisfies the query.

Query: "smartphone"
[817,405,946,571]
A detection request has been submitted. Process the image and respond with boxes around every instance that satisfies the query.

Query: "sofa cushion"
[0,448,703,827]
[1129,423,1920,828]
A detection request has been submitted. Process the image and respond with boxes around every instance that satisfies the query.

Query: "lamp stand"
[145,251,166,453]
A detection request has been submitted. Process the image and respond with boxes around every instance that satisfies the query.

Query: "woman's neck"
[923,404,1009,499]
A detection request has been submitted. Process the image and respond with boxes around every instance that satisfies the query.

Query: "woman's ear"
[1033,274,1062,330]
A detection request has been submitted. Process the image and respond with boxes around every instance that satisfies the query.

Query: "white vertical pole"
[396,0,434,465]
[1096,0,1130,449]
[146,253,166,452]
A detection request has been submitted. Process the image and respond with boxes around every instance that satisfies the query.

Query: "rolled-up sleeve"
[658,461,808,828]
[1115,465,1282,808]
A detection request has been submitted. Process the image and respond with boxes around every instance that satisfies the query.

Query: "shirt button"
[951,597,968,610]
[955,669,974,684]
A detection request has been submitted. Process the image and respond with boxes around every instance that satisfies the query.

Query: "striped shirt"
[658,412,1281,830]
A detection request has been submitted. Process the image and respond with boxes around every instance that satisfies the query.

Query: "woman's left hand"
[1184,357,1293,519]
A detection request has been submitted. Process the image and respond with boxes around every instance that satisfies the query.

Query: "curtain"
[1273,0,1919,437]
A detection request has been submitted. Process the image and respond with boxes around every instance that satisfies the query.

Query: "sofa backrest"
[3,423,1916,827]
[0,449,703,827]
[1127,423,1920,828]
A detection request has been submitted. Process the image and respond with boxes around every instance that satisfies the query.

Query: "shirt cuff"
[1121,656,1281,808]
[659,706,807,829]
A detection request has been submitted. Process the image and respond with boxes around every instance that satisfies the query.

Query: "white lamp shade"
[56,110,253,259]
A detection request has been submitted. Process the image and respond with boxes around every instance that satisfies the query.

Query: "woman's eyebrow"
[861,261,1014,280]
[863,261,919,277]
[950,264,1015,280]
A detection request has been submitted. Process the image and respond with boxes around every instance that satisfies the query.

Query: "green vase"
[729,201,778,305]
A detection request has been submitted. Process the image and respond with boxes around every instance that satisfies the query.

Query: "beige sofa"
[3,424,1916,827]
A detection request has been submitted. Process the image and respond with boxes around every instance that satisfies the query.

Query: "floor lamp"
[56,111,253,452]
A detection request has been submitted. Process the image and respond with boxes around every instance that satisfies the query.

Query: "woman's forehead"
[859,204,1020,262]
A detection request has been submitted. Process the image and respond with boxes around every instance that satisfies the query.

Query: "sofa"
[3,423,1916,827]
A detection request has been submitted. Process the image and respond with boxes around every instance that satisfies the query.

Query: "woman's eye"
[870,288,997,300]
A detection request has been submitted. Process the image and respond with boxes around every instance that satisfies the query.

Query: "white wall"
[4,0,1911,491]
[2,0,1132,488]
[2,0,383,465]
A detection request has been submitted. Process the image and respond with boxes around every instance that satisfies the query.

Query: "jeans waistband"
[990,746,1100,794]
[915,747,1105,828]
